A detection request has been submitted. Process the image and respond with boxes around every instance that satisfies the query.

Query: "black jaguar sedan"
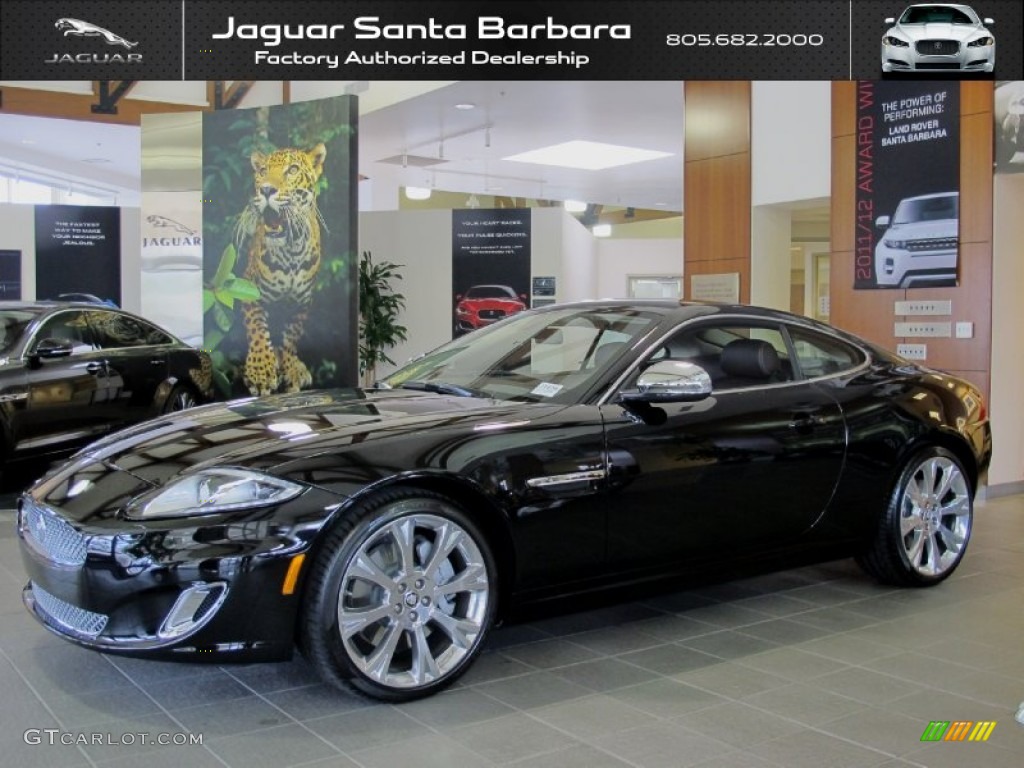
[17,301,990,701]
[1,302,213,461]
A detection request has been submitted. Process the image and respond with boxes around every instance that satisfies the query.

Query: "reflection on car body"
[17,301,990,702]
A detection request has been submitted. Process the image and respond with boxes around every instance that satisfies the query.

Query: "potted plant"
[358,251,407,388]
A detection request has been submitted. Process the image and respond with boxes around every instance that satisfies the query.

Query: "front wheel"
[163,384,198,413]
[857,447,973,586]
[301,489,497,701]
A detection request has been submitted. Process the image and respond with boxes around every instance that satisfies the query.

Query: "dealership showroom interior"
[1,78,1024,768]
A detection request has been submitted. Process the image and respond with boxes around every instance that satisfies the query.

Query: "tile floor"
[1,487,1023,768]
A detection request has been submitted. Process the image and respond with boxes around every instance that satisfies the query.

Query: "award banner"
[854,80,960,290]
[34,205,121,304]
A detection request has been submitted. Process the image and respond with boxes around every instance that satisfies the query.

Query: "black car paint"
[17,302,991,662]
[1,302,213,459]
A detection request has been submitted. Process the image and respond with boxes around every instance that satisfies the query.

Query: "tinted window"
[87,311,173,349]
[465,286,516,299]
[33,311,98,354]
[787,326,865,378]
[0,310,38,355]
[638,323,794,391]
[901,7,974,24]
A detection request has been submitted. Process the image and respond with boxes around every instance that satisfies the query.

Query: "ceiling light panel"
[504,140,673,171]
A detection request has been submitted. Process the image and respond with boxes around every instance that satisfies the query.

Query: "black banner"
[452,209,531,338]
[1,0,1021,81]
[0,251,21,301]
[34,205,121,304]
[854,80,960,290]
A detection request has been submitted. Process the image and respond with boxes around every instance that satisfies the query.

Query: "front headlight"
[456,305,471,315]
[127,468,304,519]
[967,36,994,48]
[884,239,907,249]
[884,35,909,48]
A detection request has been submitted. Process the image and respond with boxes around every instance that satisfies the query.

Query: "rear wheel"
[301,489,497,701]
[163,384,197,413]
[857,447,973,586]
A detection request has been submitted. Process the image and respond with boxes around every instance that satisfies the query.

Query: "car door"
[599,320,847,573]
[16,309,114,453]
[86,309,171,428]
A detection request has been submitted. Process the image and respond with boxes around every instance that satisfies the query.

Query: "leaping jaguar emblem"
[55,18,138,49]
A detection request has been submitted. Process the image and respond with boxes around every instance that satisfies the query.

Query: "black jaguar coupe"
[17,301,991,701]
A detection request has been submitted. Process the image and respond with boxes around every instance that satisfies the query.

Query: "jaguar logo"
[54,18,138,49]
[934,41,942,50]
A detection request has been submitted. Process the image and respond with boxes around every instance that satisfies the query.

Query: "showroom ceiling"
[0,81,685,210]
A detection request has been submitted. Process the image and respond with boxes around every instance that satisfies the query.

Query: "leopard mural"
[234,143,326,396]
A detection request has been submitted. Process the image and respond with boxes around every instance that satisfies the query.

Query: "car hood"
[30,389,569,519]
[881,219,956,239]
[894,23,985,40]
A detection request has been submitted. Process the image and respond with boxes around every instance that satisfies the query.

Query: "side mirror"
[875,215,891,229]
[519,294,529,302]
[32,337,74,360]
[884,17,895,25]
[618,360,712,404]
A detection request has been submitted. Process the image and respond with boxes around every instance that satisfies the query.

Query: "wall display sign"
[0,251,22,300]
[995,81,1024,173]
[532,276,557,297]
[452,209,531,338]
[34,205,121,305]
[854,80,960,290]
[690,273,740,303]
[203,94,358,398]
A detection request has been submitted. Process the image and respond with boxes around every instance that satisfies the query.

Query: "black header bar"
[1,0,1021,81]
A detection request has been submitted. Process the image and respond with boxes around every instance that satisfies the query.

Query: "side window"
[787,326,864,378]
[637,323,794,391]
[87,311,173,349]
[32,311,97,355]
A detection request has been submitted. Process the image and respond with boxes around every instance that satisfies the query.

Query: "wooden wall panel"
[960,111,994,244]
[0,87,202,125]
[832,81,856,139]
[831,133,855,254]
[684,82,751,161]
[683,82,751,301]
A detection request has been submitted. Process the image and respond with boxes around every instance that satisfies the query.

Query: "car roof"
[0,301,118,311]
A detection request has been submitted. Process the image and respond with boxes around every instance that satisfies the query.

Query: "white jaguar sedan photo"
[881,4,995,73]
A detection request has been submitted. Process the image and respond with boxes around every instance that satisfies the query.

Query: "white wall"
[556,210,598,301]
[596,239,682,298]
[119,208,141,313]
[989,173,1024,489]
[749,205,792,311]
[751,82,831,206]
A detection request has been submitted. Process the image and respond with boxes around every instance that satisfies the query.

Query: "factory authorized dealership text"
[254,49,591,69]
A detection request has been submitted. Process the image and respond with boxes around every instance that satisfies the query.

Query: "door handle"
[150,358,166,366]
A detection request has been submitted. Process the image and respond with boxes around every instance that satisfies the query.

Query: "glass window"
[635,323,794,392]
[787,326,864,379]
[0,309,39,355]
[87,311,173,349]
[32,311,97,354]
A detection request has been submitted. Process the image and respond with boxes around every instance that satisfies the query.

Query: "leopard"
[234,143,327,396]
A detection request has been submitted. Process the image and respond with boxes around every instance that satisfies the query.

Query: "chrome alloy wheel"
[337,504,490,689]
[898,455,971,577]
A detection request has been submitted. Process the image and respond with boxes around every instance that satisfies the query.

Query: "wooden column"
[829,81,994,401]
[683,81,751,302]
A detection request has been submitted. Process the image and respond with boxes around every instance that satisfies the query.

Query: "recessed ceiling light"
[82,158,112,164]
[655,202,668,207]
[454,103,476,110]
[485,185,503,191]
[592,224,612,237]
[505,140,673,171]
[405,186,432,200]
[564,200,587,213]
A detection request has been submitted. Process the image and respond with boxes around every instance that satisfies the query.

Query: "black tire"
[300,488,497,701]
[857,446,973,587]
[163,384,198,413]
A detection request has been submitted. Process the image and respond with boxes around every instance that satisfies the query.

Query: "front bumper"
[875,246,957,287]
[16,494,326,662]
[882,44,994,73]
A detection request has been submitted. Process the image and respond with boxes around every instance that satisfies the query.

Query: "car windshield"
[900,6,975,24]
[0,309,39,355]
[383,306,663,403]
[465,286,517,300]
[893,194,959,224]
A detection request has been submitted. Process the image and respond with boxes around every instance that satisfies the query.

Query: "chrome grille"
[31,582,108,637]
[478,309,506,320]
[22,499,87,567]
[907,237,958,253]
[916,39,958,55]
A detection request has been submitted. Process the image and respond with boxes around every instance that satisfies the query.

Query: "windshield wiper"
[399,380,486,398]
